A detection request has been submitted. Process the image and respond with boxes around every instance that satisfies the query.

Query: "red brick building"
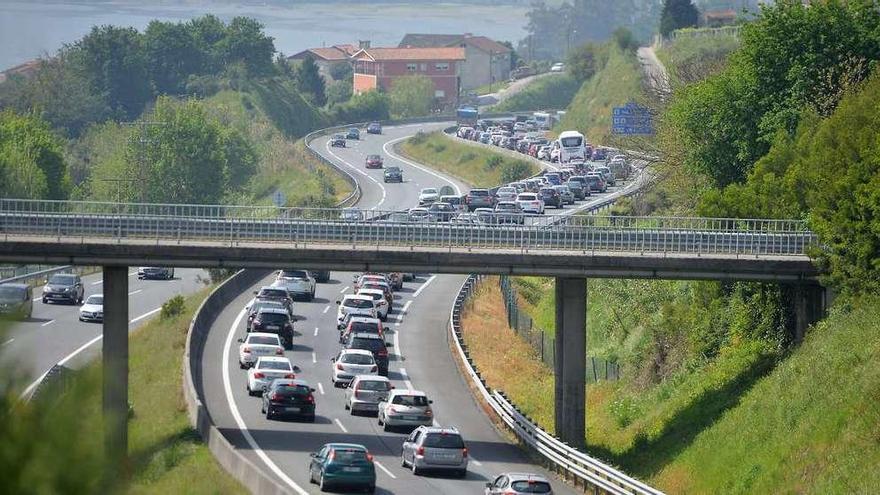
[351,47,466,109]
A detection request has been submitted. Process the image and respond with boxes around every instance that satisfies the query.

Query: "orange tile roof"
[290,44,359,61]
[356,47,466,61]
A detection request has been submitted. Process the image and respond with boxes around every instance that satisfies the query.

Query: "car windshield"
[85,295,103,305]
[252,301,283,313]
[249,336,279,346]
[499,187,515,194]
[359,292,383,301]
[422,433,465,449]
[496,204,517,211]
[421,188,437,195]
[519,194,537,200]
[0,286,25,302]
[469,190,488,196]
[350,321,380,333]
[344,298,374,309]
[386,167,400,173]
[367,154,380,160]
[561,136,583,147]
[391,395,429,407]
[48,274,76,285]
[510,480,553,493]
[258,312,288,323]
[341,353,374,365]
[259,289,288,299]
[258,360,291,371]
[357,380,390,391]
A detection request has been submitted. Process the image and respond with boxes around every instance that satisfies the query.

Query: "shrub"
[160,295,185,320]
[500,160,533,183]
[485,155,503,170]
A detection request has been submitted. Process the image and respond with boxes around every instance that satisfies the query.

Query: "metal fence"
[499,275,620,381]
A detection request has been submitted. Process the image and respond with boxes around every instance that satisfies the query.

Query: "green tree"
[499,41,520,71]
[219,17,275,77]
[0,110,69,199]
[566,42,607,82]
[143,20,205,95]
[389,75,435,118]
[329,90,389,124]
[612,27,639,52]
[295,56,327,106]
[326,80,353,107]
[187,15,228,73]
[660,0,699,37]
[329,62,353,82]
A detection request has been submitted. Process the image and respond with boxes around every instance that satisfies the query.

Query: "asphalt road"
[198,122,633,494]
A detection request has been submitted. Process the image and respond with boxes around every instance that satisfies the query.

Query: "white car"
[78,294,104,322]
[273,269,316,301]
[340,207,364,222]
[550,62,565,72]
[331,349,379,387]
[418,188,439,205]
[516,193,545,214]
[537,146,552,161]
[357,288,390,321]
[336,294,377,329]
[354,273,390,291]
[247,356,297,396]
[495,186,518,203]
[377,389,434,432]
[409,207,432,222]
[238,332,284,369]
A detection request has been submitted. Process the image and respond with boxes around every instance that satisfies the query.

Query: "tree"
[295,56,326,106]
[329,62,353,82]
[612,27,639,52]
[187,15,228,73]
[389,75,435,118]
[499,41,520,71]
[219,17,275,77]
[143,20,205,95]
[329,90,389,124]
[0,110,69,199]
[326,80,353,107]
[660,0,699,37]
[566,42,606,82]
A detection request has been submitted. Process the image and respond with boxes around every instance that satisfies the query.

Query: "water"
[0,1,530,70]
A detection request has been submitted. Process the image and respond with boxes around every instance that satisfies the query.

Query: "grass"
[398,131,538,188]
[655,35,740,86]
[471,79,511,96]
[491,74,581,112]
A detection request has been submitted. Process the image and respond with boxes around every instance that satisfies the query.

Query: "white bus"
[557,130,586,163]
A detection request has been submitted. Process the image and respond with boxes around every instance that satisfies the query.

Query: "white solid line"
[317,382,325,395]
[322,305,330,314]
[412,275,437,298]
[91,280,103,286]
[2,338,14,346]
[41,319,55,327]
[21,331,104,400]
[399,367,414,391]
[312,352,317,364]
[393,325,402,360]
[383,136,462,196]
[32,297,41,302]
[334,418,349,433]
[314,326,319,337]
[374,460,398,479]
[222,308,310,495]
[470,457,483,467]
[129,307,161,324]
[325,141,387,210]
[127,289,142,296]
[340,286,349,293]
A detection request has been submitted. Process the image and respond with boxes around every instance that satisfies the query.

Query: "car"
[418,187,440,205]
[331,349,379,387]
[402,426,469,477]
[537,146,552,161]
[538,187,563,209]
[427,202,456,222]
[340,207,364,222]
[261,378,316,421]
[377,389,433,431]
[78,294,104,322]
[544,173,562,186]
[408,207,432,222]
[486,473,554,494]
[273,269,316,301]
[310,270,331,283]
[308,443,376,493]
[495,186,518,203]
[246,356,296,396]
[0,283,33,319]
[474,207,495,224]
[238,332,284,368]
[354,273,391,291]
[367,122,382,134]
[330,134,346,147]
[565,179,588,200]
[439,195,465,212]
[516,193,544,214]
[594,165,616,186]
[345,332,389,376]
[494,202,524,224]
[250,307,295,349]
[346,127,360,140]
[591,147,608,161]
[339,316,385,344]
[251,286,295,317]
[384,166,403,183]
[479,132,491,144]
[357,288,390,321]
[452,213,481,224]
[552,185,575,205]
[550,62,565,72]
[365,154,383,168]
[137,266,174,280]
[464,189,495,211]
[345,375,393,414]
[585,173,607,193]
[337,294,378,328]
[42,273,84,304]
[246,298,291,331]
[387,272,404,291]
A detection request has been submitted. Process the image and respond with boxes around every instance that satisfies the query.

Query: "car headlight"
[43,285,49,293]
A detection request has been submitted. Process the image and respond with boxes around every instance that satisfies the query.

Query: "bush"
[485,155,503,170]
[500,160,533,183]
[160,295,185,319]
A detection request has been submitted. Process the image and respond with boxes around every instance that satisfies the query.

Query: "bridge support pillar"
[103,265,129,481]
[554,277,586,449]
[793,283,826,344]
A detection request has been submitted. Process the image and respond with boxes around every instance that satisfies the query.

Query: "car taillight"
[306,394,315,404]
[336,363,345,370]
[284,373,295,379]
[425,409,433,417]
[366,452,374,462]
[243,347,251,353]
[253,320,261,327]
[275,348,284,355]
[462,447,468,458]
[254,372,265,378]
[370,365,377,372]
[416,447,425,456]
[271,393,282,401]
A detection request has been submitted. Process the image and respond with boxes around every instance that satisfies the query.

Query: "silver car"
[344,375,393,414]
[401,426,468,477]
[485,472,554,494]
[377,389,433,431]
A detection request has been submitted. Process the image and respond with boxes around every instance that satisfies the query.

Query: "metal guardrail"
[0,264,86,288]
[449,275,664,495]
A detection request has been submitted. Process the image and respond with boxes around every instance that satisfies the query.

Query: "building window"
[435,62,449,71]
[407,63,417,72]
[434,90,445,98]
[420,63,427,72]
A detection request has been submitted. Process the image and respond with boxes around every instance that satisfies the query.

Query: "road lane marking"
[41,319,55,327]
[222,307,310,495]
[412,275,437,298]
[129,307,161,324]
[2,338,13,346]
[312,352,317,364]
[127,289,142,296]
[340,286,349,293]
[128,271,137,276]
[398,367,414,391]
[91,280,103,286]
[383,136,462,196]
[325,141,387,209]
[322,305,330,314]
[397,300,412,322]
[374,460,397,479]
[334,418,349,433]
[317,382,325,395]
[393,325,402,360]
[314,326,319,337]
[470,456,483,467]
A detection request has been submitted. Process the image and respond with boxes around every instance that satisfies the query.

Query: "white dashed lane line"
[317,382,325,395]
[340,286,350,294]
[313,326,319,337]
[398,367,414,391]
[334,418,349,433]
[2,338,14,346]
[322,305,330,314]
[91,280,103,286]
[374,460,398,479]
[127,289,142,296]
[41,319,55,327]
[311,352,317,364]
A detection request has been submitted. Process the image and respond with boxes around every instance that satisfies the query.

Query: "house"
[288,43,359,81]
[703,9,738,28]
[351,46,466,109]
[399,33,512,91]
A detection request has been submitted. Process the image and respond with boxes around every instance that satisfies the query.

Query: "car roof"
[258,307,289,315]
[247,332,281,340]
[343,294,373,301]
[270,378,310,388]
[325,442,368,451]
[505,472,551,483]
[390,389,427,397]
[351,332,383,340]
[415,425,460,436]
[349,315,381,324]
[341,348,374,356]
[259,285,286,292]
[357,288,385,296]
[256,356,290,364]
[352,375,390,383]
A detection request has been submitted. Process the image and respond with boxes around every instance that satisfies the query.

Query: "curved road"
[197,123,629,494]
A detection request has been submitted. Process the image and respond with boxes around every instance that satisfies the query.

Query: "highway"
[195,122,629,494]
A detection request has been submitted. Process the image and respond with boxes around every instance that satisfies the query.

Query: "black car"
[585,174,607,193]
[247,298,291,331]
[261,379,316,421]
[330,134,346,147]
[254,286,295,315]
[310,270,331,283]
[251,307,295,349]
[383,166,403,183]
[42,273,84,304]
[538,187,563,208]
[346,128,360,140]
[346,333,389,376]
[565,179,588,200]
[0,283,33,319]
[367,122,382,134]
[137,266,174,280]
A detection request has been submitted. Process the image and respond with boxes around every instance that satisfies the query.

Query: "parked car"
[331,349,379,387]
[246,356,296,395]
[78,294,104,323]
[345,332,389,376]
[273,269,316,301]
[464,188,495,211]
[550,62,565,72]
[365,154,383,169]
[0,283,32,319]
[516,193,544,214]
[308,443,376,492]
[137,266,174,280]
[402,426,468,477]
[345,375,393,414]
[42,273,83,304]
[384,166,403,183]
[346,127,360,140]
[538,187,563,209]
[485,473,554,494]
[250,307,295,349]
[377,389,434,431]
[418,188,440,205]
[367,122,382,134]
[262,378,316,421]
[238,332,284,368]
[330,134,346,147]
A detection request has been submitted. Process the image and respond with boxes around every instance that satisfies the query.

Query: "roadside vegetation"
[655,34,740,86]
[0,287,247,494]
[490,74,581,112]
[398,131,537,188]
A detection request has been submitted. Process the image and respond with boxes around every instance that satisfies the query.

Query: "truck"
[533,111,555,130]
[456,106,479,127]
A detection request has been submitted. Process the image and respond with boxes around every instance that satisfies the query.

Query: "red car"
[365,154,384,169]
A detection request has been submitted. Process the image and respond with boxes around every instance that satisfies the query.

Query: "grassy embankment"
[491,74,581,112]
[398,132,538,188]
[2,288,247,494]
[655,35,740,86]
[472,79,511,96]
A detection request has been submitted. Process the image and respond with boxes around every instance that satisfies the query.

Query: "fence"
[499,275,620,381]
